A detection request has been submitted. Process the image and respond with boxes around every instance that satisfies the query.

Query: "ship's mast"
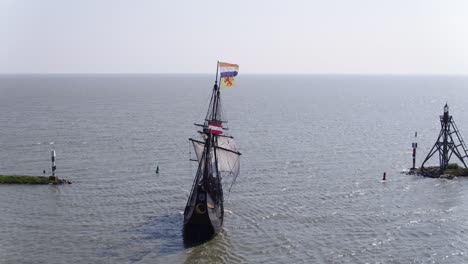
[202,62,223,201]
[203,131,212,190]
[212,63,222,200]
[212,62,219,121]
[206,62,222,124]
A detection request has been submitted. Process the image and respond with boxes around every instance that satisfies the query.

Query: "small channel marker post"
[51,150,57,182]
[412,132,418,170]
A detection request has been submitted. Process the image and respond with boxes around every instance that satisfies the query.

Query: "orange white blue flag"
[219,62,239,88]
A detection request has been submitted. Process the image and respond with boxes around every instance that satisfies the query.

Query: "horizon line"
[1,72,468,77]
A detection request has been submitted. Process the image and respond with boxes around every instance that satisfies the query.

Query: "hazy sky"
[1,0,467,74]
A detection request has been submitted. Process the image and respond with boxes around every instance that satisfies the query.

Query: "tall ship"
[183,62,241,244]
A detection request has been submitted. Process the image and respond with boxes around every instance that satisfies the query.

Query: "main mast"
[205,62,223,124]
[203,62,223,198]
[212,62,219,122]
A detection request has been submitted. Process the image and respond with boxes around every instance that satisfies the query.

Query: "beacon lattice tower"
[421,104,468,170]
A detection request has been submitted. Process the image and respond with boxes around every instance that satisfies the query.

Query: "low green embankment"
[445,163,468,176]
[0,175,52,184]
[417,163,468,178]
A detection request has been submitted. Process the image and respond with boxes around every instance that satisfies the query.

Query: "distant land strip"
[0,175,71,184]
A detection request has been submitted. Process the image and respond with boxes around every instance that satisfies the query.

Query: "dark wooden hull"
[183,186,223,246]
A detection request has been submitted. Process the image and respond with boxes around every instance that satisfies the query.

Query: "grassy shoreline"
[408,163,468,178]
[0,175,54,184]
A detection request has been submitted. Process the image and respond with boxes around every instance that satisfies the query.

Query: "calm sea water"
[1,74,468,263]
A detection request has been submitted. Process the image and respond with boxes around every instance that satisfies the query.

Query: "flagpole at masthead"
[215,61,219,86]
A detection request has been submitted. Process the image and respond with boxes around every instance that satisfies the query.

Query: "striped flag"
[219,62,239,88]
[208,122,223,135]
